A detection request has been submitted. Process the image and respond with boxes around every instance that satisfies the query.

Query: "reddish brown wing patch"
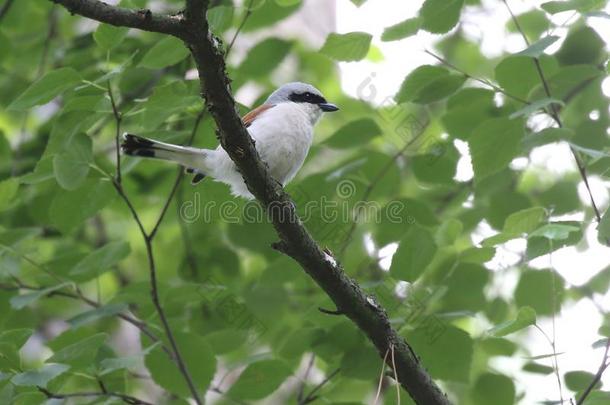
[242,103,275,128]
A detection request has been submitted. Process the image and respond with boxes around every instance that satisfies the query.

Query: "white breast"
[204,102,319,198]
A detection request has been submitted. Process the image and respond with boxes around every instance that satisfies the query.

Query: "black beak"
[319,102,339,112]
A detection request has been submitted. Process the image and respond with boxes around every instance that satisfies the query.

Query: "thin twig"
[0,278,169,356]
[424,49,530,105]
[501,0,605,236]
[110,175,202,403]
[337,119,429,258]
[107,84,203,404]
[107,82,123,185]
[576,338,610,405]
[225,0,253,56]
[534,324,564,404]
[299,368,340,405]
[148,109,205,240]
[39,386,152,405]
[297,354,316,403]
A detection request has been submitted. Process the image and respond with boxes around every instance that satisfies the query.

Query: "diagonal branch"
[52,1,451,404]
[187,8,451,405]
[50,0,185,38]
[576,338,610,405]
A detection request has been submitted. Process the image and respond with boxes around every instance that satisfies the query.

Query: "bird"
[121,82,339,199]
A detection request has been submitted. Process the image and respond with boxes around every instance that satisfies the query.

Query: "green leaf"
[420,0,464,34]
[515,270,564,316]
[506,10,550,42]
[10,283,71,310]
[488,306,536,337]
[140,81,199,131]
[324,118,381,148]
[139,36,190,69]
[208,6,234,33]
[516,35,560,58]
[471,373,515,405]
[238,38,292,77]
[436,219,463,245]
[340,345,382,380]
[242,1,302,32]
[402,325,473,382]
[11,364,70,388]
[509,98,564,119]
[70,241,130,281]
[556,25,605,65]
[504,207,546,235]
[530,223,580,240]
[564,370,599,392]
[145,332,216,398]
[100,344,159,376]
[93,24,129,50]
[0,329,33,350]
[228,359,292,400]
[49,179,116,233]
[411,142,459,184]
[468,117,524,181]
[396,65,465,104]
[442,88,497,140]
[522,127,574,150]
[47,333,107,369]
[53,133,92,190]
[381,17,422,41]
[441,263,489,312]
[68,303,128,329]
[523,362,555,374]
[0,178,19,211]
[9,68,81,110]
[541,0,606,14]
[390,225,437,282]
[495,55,558,100]
[319,32,372,62]
[479,337,517,356]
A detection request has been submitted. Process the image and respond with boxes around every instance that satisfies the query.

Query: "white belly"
[204,103,315,198]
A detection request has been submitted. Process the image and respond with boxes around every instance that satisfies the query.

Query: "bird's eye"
[304,92,312,99]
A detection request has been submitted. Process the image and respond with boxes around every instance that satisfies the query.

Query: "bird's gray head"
[266,82,339,113]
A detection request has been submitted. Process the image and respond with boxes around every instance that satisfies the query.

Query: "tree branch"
[50,0,185,38]
[576,338,610,405]
[52,1,451,403]
[0,0,15,24]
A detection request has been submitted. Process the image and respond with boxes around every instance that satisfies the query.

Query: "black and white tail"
[121,133,208,183]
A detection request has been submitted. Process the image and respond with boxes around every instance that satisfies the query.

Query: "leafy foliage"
[0,0,609,404]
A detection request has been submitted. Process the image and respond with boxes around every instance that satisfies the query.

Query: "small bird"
[121,82,338,199]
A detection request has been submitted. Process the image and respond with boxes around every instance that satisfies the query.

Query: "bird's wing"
[242,103,275,128]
